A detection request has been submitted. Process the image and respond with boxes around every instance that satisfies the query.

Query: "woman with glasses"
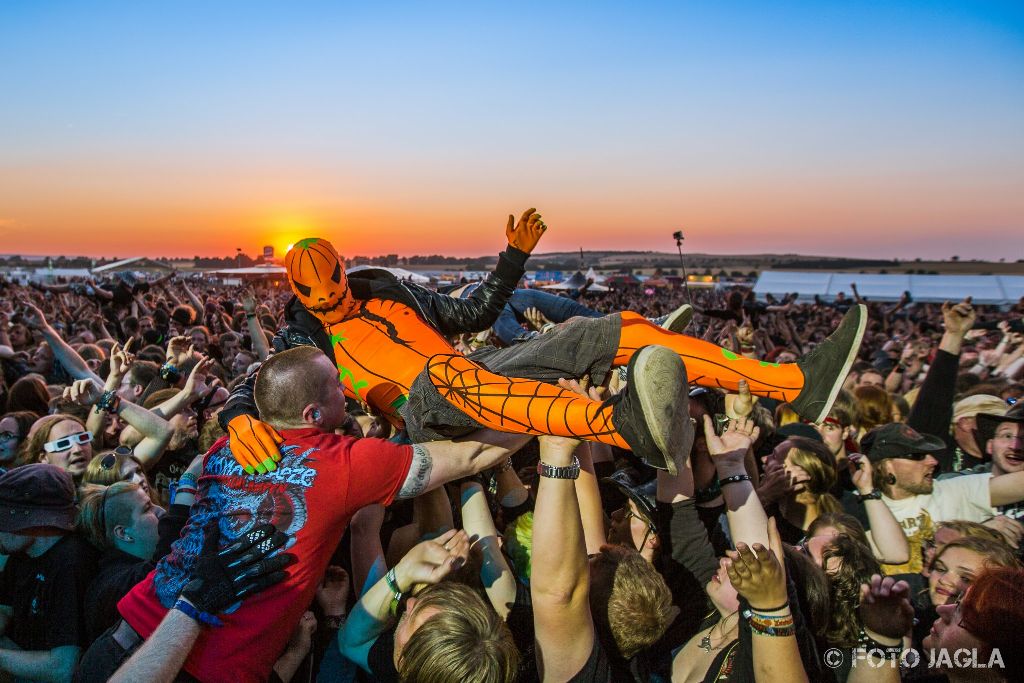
[0,410,36,470]
[83,447,154,499]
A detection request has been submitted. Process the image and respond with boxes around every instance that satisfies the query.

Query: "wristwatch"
[856,489,883,502]
[537,455,581,480]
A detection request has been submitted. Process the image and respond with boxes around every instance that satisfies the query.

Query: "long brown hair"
[14,414,85,468]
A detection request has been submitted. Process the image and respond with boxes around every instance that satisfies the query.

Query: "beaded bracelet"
[748,619,796,637]
[179,472,199,489]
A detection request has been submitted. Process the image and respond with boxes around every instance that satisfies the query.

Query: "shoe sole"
[810,304,868,423]
[660,304,693,334]
[629,346,689,476]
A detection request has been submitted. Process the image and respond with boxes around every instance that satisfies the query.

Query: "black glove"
[181,521,295,616]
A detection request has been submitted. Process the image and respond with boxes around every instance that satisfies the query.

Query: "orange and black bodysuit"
[217,238,809,456]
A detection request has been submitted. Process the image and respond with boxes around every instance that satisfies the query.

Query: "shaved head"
[254,347,337,428]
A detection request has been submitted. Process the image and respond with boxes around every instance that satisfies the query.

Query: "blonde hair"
[76,481,141,550]
[83,450,141,487]
[397,582,518,683]
[588,544,674,659]
[14,414,85,468]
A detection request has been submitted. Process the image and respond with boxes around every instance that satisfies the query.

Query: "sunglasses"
[43,431,92,453]
[100,446,133,470]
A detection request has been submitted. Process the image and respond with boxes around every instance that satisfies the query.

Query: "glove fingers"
[234,553,295,582]
[235,571,289,601]
[220,524,277,561]
[223,529,289,569]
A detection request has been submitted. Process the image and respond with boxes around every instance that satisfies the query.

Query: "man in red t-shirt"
[77,346,529,683]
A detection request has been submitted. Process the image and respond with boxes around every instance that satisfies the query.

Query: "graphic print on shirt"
[153,442,318,609]
[883,510,935,575]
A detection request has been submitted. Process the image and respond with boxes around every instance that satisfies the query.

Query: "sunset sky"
[1,1,1022,260]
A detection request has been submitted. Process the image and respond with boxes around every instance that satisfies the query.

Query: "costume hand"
[393,529,470,591]
[316,566,350,616]
[725,517,788,610]
[227,414,284,474]
[505,208,547,254]
[703,415,759,458]
[181,521,295,616]
[858,574,914,640]
[942,298,976,337]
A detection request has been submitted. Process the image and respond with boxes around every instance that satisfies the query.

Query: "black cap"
[861,423,945,463]
[603,469,657,530]
[0,464,77,533]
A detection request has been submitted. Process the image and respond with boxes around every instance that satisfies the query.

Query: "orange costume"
[229,211,865,473]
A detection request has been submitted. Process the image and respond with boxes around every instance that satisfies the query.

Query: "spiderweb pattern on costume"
[426,353,628,448]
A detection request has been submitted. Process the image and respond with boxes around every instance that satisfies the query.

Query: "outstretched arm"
[531,435,594,681]
[397,430,532,499]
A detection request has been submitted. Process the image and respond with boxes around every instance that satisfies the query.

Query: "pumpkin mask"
[285,237,357,324]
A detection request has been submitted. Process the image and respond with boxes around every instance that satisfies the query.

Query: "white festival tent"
[754,271,1024,306]
[541,270,610,292]
[346,265,431,284]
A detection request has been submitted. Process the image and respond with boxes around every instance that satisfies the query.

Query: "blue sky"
[1,1,1022,258]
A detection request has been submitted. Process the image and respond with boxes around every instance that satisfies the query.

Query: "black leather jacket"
[219,245,529,429]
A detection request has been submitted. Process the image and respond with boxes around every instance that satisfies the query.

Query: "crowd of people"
[1,218,1023,683]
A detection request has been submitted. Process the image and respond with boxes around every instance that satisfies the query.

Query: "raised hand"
[505,208,547,254]
[20,302,48,331]
[703,415,760,457]
[316,566,350,617]
[725,517,788,610]
[524,306,552,332]
[106,338,135,389]
[166,335,195,367]
[63,378,103,406]
[183,355,214,398]
[393,529,470,591]
[849,454,875,495]
[858,574,914,640]
[942,298,976,337]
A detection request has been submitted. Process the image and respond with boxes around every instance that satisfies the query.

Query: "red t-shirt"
[118,428,413,683]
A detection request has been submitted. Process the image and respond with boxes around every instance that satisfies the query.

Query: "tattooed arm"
[396,430,532,500]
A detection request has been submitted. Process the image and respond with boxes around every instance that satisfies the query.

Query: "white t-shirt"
[880,473,994,575]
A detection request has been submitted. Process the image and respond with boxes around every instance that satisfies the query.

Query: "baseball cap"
[860,423,945,463]
[603,469,657,530]
[0,463,77,533]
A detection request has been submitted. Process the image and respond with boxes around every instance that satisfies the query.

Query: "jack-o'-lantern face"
[285,238,356,324]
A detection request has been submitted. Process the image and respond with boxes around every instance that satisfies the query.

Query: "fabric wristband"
[385,568,403,616]
[174,598,223,627]
[179,472,199,489]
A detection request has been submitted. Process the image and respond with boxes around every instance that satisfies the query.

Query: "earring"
[313,409,321,421]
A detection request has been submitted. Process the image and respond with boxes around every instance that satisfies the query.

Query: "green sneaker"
[791,304,867,423]
[648,304,694,334]
[610,345,693,475]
